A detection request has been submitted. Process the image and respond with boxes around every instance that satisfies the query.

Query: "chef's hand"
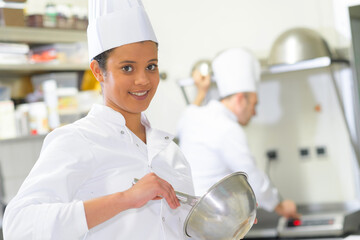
[129,173,180,209]
[275,200,301,219]
[192,69,211,106]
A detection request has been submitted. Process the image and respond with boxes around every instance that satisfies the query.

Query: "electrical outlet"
[299,147,310,159]
[266,150,278,161]
[316,146,327,158]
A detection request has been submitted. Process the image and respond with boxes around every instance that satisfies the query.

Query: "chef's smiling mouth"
[129,90,150,97]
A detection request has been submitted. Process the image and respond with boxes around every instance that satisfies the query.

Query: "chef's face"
[237,92,257,126]
[91,41,159,118]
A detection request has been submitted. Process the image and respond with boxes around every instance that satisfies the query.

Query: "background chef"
[177,48,300,218]
[3,0,194,239]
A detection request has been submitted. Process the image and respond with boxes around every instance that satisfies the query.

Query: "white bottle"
[15,103,30,136]
[0,100,17,139]
[43,79,60,130]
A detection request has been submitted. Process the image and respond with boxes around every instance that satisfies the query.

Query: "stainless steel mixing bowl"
[182,172,257,240]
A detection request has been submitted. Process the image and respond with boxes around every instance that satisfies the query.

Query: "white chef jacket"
[177,100,279,211]
[3,104,194,240]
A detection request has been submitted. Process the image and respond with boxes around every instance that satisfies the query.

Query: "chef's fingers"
[158,180,180,209]
[152,196,163,200]
[140,173,180,209]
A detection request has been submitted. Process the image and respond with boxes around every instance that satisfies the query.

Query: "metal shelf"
[0,134,46,143]
[0,26,87,44]
[0,62,89,76]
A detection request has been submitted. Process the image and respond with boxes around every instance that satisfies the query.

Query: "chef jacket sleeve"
[3,127,93,240]
[217,126,280,211]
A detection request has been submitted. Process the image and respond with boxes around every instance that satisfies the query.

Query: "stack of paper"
[0,42,29,64]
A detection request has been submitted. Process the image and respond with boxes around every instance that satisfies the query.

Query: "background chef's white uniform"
[3,104,194,239]
[177,48,280,212]
[177,101,278,211]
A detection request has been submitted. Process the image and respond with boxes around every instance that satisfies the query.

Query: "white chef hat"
[87,0,158,61]
[212,48,261,98]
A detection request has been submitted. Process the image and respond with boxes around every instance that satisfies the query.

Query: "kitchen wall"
[1,0,359,205]
[246,66,358,204]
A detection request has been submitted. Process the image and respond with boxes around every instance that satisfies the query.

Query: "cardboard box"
[0,8,25,26]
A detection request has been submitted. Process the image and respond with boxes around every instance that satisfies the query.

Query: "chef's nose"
[134,71,150,85]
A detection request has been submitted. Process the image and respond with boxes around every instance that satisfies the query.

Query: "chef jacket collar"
[209,100,238,122]
[88,104,168,138]
[89,104,126,126]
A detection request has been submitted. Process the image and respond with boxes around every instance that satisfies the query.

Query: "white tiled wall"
[0,136,45,203]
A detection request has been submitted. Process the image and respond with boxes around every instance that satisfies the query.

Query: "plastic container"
[29,102,49,135]
[0,86,11,101]
[31,72,79,91]
[57,87,80,125]
[43,3,57,28]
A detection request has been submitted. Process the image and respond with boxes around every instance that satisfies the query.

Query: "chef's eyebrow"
[119,60,136,64]
[119,59,158,64]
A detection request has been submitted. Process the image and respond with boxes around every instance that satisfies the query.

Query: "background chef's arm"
[219,129,300,218]
[218,129,281,212]
[192,69,211,106]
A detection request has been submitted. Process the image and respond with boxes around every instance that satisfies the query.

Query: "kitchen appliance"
[135,172,257,240]
[278,202,360,238]
[246,202,360,239]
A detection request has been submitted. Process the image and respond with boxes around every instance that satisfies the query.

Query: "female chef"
[2,0,194,239]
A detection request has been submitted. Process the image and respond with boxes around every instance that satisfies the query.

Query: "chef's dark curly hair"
[93,48,114,72]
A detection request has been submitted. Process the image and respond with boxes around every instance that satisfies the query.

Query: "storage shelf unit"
[0,27,89,76]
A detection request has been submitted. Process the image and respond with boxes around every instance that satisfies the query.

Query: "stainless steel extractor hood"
[263,27,349,74]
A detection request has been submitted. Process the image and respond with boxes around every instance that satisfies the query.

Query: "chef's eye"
[122,65,133,72]
[147,64,158,71]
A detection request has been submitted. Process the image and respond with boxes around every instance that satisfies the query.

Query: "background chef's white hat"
[212,48,261,98]
[87,0,158,61]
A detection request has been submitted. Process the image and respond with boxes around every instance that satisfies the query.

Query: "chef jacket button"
[120,130,125,134]
[165,136,169,140]
[136,143,139,147]
[162,217,165,222]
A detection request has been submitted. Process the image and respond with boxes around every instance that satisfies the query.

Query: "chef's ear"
[90,60,105,83]
[235,92,245,101]
[235,92,248,107]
